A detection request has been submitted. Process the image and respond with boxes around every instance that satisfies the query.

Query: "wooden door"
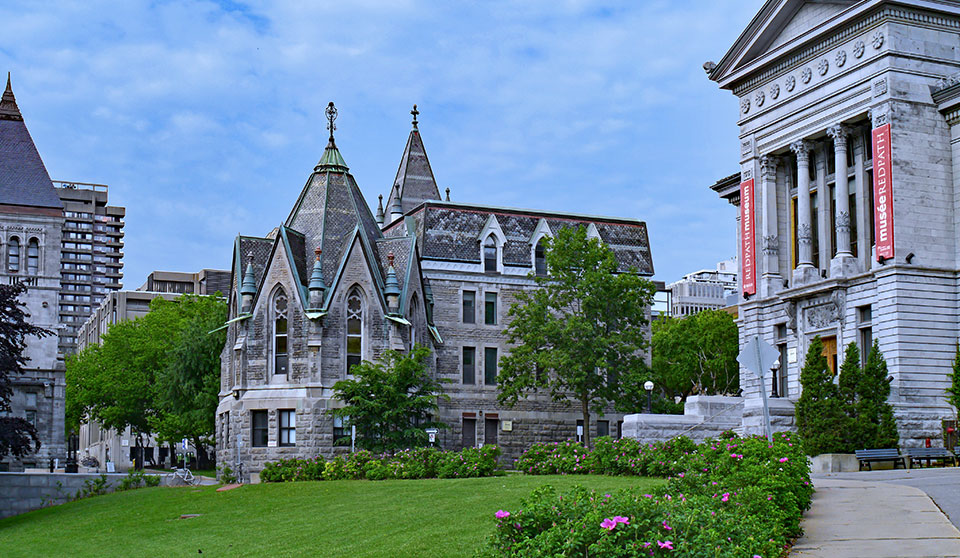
[821,336,838,375]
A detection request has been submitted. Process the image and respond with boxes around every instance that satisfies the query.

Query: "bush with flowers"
[479,431,811,557]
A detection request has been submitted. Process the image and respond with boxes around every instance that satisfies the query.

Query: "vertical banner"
[740,178,756,295]
[872,123,894,261]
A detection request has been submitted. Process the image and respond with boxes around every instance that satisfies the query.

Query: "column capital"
[790,140,813,163]
[868,106,889,128]
[826,125,850,150]
[759,155,778,178]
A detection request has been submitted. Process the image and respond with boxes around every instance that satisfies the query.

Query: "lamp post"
[771,358,780,398]
[644,380,654,414]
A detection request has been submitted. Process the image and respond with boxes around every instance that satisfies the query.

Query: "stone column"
[852,132,870,270]
[759,155,780,296]
[791,140,818,285]
[828,125,859,276]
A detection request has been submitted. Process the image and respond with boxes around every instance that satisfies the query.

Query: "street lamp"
[771,358,780,398]
[643,380,654,414]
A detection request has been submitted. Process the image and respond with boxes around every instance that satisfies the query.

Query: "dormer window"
[535,240,547,276]
[484,236,498,273]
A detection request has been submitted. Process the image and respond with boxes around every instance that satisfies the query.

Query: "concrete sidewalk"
[791,477,960,557]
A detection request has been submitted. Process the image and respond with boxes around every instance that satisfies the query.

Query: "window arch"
[346,287,364,374]
[27,238,39,275]
[7,237,19,273]
[534,239,547,276]
[273,289,288,376]
[409,295,419,351]
[483,235,498,273]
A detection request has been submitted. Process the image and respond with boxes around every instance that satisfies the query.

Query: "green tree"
[795,336,848,456]
[946,343,960,421]
[0,283,51,459]
[648,309,739,402]
[497,226,656,447]
[837,342,864,450]
[859,340,899,449]
[330,345,448,452]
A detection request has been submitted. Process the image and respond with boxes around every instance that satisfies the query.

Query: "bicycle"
[166,467,200,486]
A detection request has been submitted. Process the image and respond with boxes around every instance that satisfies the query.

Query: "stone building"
[0,74,65,471]
[216,105,653,473]
[706,0,960,442]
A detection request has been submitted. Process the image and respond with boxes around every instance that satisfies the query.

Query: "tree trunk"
[581,395,591,448]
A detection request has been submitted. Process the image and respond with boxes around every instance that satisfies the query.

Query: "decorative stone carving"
[835,211,851,234]
[755,90,765,107]
[831,289,846,318]
[818,59,829,76]
[873,77,888,97]
[835,50,847,68]
[853,39,865,58]
[760,155,778,177]
[872,30,884,49]
[797,223,813,245]
[826,125,849,150]
[741,139,752,156]
[790,140,811,163]
[742,168,753,180]
[785,302,798,331]
[869,106,889,127]
[762,235,779,255]
[801,67,812,84]
[741,97,751,114]
[770,83,780,100]
[805,302,841,329]
[785,75,796,92]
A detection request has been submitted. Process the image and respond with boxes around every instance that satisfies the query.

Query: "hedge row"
[259,445,502,482]
[480,432,812,558]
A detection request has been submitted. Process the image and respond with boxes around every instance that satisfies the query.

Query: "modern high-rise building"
[667,259,738,318]
[53,181,124,355]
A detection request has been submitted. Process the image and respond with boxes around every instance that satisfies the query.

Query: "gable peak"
[0,72,23,121]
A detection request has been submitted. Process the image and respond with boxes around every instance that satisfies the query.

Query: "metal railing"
[52,180,108,193]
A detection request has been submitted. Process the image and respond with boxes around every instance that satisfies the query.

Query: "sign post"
[737,335,781,443]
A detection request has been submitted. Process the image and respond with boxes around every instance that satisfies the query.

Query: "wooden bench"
[855,449,905,471]
[905,447,957,468]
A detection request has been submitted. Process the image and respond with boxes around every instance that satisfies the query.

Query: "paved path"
[791,476,960,557]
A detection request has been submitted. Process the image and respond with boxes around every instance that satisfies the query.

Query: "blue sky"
[0,0,765,287]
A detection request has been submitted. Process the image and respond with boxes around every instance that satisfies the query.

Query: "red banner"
[872,124,894,261]
[740,178,756,295]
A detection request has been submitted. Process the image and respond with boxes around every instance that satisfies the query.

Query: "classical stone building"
[0,74,65,471]
[707,0,960,442]
[216,105,653,473]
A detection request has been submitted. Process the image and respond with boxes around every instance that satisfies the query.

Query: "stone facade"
[216,107,654,473]
[707,0,960,444]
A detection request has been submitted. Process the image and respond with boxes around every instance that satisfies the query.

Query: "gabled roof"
[708,0,861,90]
[0,73,63,209]
[384,108,441,220]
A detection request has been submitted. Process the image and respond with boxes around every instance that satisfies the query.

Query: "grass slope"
[0,475,661,558]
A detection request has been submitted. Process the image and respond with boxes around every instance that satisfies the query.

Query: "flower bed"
[480,432,811,557]
[259,445,503,482]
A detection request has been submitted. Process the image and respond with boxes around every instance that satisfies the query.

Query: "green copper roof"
[308,252,326,292]
[240,257,257,296]
[315,138,349,172]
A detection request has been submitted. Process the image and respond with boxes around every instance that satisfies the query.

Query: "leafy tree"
[946,343,960,421]
[330,345,448,452]
[837,342,864,449]
[794,336,847,456]
[0,283,50,459]
[497,226,656,447]
[859,340,899,449]
[648,310,739,402]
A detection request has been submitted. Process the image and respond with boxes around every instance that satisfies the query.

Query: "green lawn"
[0,474,662,558]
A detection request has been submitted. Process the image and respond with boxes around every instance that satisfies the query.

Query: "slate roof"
[0,74,63,209]
[384,126,441,218]
[375,235,415,310]
[387,201,654,276]
[234,235,274,299]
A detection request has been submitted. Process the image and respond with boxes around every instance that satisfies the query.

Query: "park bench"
[855,448,905,471]
[905,447,957,468]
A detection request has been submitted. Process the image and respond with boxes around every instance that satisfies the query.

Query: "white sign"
[121,439,129,447]
[106,462,115,473]
[788,347,798,364]
[181,438,188,451]
[501,420,513,432]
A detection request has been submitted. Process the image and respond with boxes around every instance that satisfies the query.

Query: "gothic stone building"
[707,0,960,442]
[0,75,66,470]
[215,106,653,472]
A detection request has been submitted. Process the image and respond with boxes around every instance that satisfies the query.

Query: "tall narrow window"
[409,296,419,351]
[7,237,19,273]
[535,240,547,276]
[462,346,476,385]
[462,291,476,324]
[346,288,363,374]
[333,415,350,446]
[279,409,296,447]
[485,292,497,325]
[484,347,498,385]
[251,410,268,447]
[484,236,498,273]
[858,305,873,366]
[27,239,39,275]
[273,291,288,375]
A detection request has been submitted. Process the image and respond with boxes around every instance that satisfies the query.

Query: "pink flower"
[779,457,789,463]
[662,520,672,531]
[495,510,510,519]
[658,540,674,550]
[721,493,730,502]
[601,518,617,530]
[614,516,630,525]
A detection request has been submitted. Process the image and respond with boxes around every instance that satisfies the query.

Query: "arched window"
[483,235,498,273]
[27,238,39,275]
[409,296,419,351]
[7,237,19,273]
[273,290,288,375]
[534,240,547,276]
[346,288,363,374]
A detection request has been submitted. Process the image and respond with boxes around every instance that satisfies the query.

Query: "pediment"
[711,0,857,87]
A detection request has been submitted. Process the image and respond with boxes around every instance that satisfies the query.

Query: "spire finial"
[388,252,395,266]
[4,72,10,94]
[445,187,450,202]
[411,104,419,130]
[314,245,322,261]
[326,101,338,141]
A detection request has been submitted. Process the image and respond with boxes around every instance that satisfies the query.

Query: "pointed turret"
[308,246,326,309]
[315,101,349,173]
[376,194,385,226]
[385,252,401,314]
[383,104,441,222]
[0,73,62,209]
[390,185,404,223]
[0,72,23,121]
[240,254,257,313]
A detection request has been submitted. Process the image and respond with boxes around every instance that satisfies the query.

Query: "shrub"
[119,469,160,491]
[260,456,325,482]
[482,432,812,558]
[217,464,238,485]
[437,445,502,478]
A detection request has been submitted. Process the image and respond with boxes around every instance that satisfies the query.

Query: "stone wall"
[0,472,128,520]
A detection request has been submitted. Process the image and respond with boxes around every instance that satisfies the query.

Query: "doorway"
[462,418,476,449]
[484,417,498,446]
[821,336,838,375]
